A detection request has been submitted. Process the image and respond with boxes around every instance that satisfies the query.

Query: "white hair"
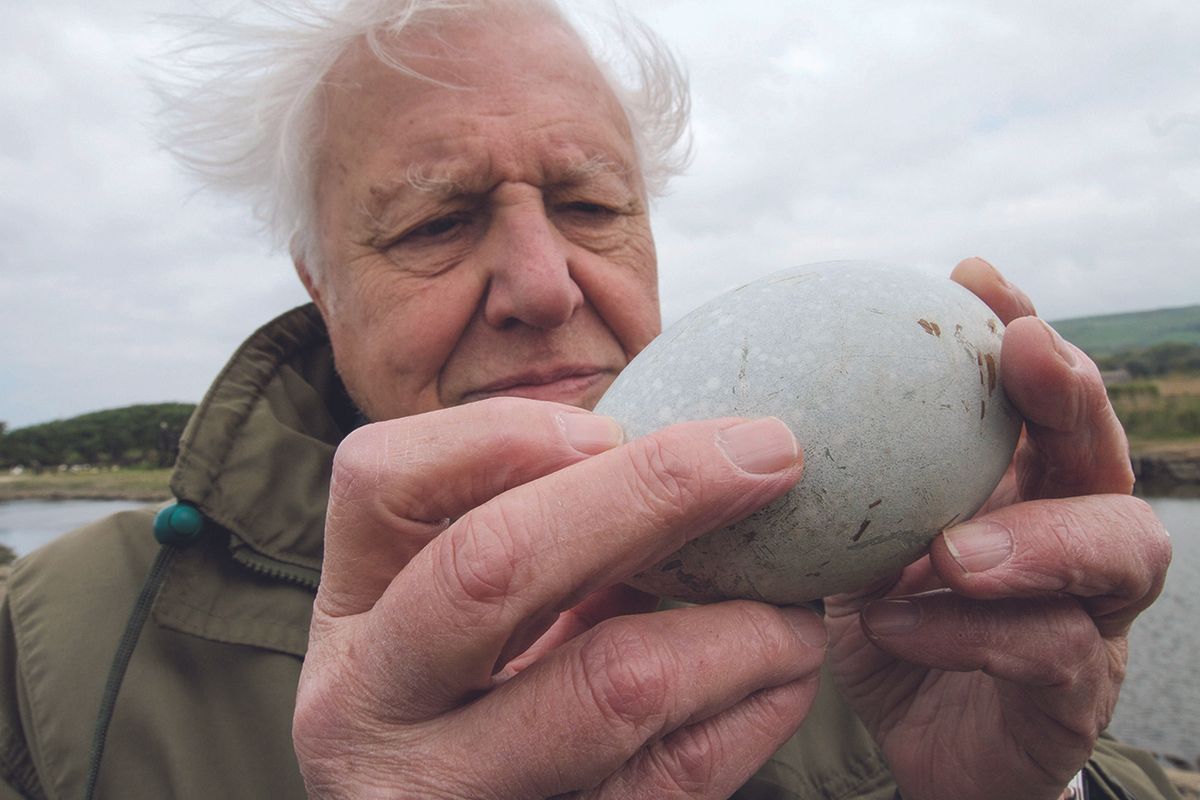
[153,0,692,277]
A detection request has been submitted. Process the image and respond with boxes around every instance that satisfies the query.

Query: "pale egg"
[595,262,1022,604]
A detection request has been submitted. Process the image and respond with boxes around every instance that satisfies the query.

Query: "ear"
[293,253,332,320]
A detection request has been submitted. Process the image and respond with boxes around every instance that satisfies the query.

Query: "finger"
[1002,317,1134,498]
[457,602,826,798]
[319,397,625,616]
[950,257,1037,325]
[951,258,1135,500]
[860,592,1118,739]
[369,416,804,716]
[930,495,1171,637]
[824,553,943,616]
[495,584,659,680]
[582,679,818,800]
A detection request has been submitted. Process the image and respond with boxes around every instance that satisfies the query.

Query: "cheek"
[581,233,661,357]
[325,271,484,417]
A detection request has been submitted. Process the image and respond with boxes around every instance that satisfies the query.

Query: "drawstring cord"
[83,545,177,800]
[83,502,204,800]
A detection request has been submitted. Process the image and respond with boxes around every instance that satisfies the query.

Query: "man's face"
[302,12,662,421]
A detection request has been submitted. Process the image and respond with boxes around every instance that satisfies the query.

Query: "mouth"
[461,367,614,405]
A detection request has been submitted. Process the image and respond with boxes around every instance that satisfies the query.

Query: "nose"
[480,201,584,329]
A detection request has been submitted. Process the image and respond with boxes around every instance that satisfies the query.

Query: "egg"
[595,261,1022,605]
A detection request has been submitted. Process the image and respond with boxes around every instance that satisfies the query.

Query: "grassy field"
[0,469,172,501]
[1,368,1196,502]
[1052,304,1200,356]
[1108,373,1200,447]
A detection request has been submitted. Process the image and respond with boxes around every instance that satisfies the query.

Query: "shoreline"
[1132,443,1200,497]
[3,445,1198,503]
[0,490,170,502]
[0,470,173,503]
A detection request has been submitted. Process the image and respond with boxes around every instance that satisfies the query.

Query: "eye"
[406,214,469,241]
[565,201,613,215]
[558,201,623,223]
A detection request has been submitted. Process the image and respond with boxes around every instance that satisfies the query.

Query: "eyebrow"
[360,153,636,225]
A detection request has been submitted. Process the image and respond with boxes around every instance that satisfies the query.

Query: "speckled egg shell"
[595,261,1022,605]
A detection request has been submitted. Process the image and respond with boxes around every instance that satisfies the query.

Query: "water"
[0,496,1197,760]
[1110,497,1200,763]
[0,499,149,557]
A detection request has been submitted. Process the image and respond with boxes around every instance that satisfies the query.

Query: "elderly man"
[0,1,1177,798]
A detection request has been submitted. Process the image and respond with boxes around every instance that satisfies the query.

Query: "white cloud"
[2,0,1198,427]
[635,0,1200,325]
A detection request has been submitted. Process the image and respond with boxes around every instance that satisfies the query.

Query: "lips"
[461,366,614,405]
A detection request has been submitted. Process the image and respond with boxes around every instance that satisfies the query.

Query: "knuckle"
[471,397,533,447]
[1123,497,1172,552]
[732,602,794,665]
[469,396,576,462]
[1045,505,1090,567]
[294,667,445,798]
[741,683,810,738]
[622,434,703,523]
[1105,639,1128,688]
[329,424,387,502]
[475,394,535,420]
[575,619,675,735]
[1015,505,1089,593]
[1117,496,1173,595]
[430,512,523,621]
[1016,599,1100,689]
[645,726,721,794]
[1053,616,1100,683]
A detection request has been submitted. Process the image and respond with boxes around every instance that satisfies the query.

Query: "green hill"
[4,303,1199,468]
[1052,304,1200,357]
[0,403,196,469]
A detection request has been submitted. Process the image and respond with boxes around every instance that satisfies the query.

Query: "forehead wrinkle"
[360,149,638,227]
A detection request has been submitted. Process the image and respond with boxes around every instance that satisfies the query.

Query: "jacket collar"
[168,304,356,579]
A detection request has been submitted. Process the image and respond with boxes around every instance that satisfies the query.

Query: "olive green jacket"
[0,306,1180,799]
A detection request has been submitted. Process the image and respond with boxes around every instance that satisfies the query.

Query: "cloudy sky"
[2,0,1198,429]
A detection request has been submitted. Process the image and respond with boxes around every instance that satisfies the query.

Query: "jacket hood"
[169,304,357,581]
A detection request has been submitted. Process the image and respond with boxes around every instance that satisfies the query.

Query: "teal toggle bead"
[152,502,205,546]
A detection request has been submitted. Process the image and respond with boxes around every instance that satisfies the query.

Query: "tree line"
[1094,342,1200,377]
[2,344,1197,471]
[0,403,196,471]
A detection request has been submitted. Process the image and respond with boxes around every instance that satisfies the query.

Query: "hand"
[293,398,828,799]
[824,258,1172,800]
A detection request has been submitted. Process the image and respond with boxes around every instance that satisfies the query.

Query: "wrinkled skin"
[824,257,1170,800]
[291,11,1171,800]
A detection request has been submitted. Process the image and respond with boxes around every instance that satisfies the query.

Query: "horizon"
[4,301,1198,432]
[3,0,1199,429]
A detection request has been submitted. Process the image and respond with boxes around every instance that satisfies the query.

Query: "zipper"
[230,544,321,590]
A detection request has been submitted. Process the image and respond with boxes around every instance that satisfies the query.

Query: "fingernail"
[716,418,799,474]
[944,521,1013,573]
[558,412,625,455]
[781,606,828,649]
[863,599,921,636]
[1039,319,1079,368]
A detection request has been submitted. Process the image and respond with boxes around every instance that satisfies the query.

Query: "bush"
[1113,394,1200,440]
[1097,342,1200,377]
[0,404,195,470]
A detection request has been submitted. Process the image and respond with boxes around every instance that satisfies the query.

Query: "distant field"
[0,469,172,501]
[1108,373,1200,446]
[1052,304,1200,356]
